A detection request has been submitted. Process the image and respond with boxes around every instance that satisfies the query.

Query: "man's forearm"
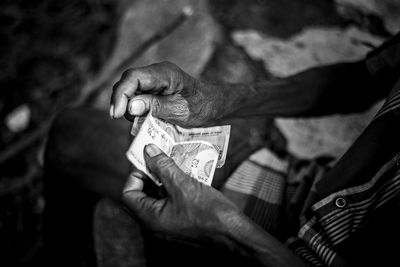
[216,212,306,267]
[213,60,391,119]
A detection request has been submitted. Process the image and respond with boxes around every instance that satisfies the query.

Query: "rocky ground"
[1,0,399,266]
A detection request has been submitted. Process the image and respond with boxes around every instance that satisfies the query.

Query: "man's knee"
[44,106,131,181]
[45,107,95,172]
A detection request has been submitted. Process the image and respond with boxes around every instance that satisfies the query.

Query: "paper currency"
[126,113,230,186]
[131,115,230,167]
[170,141,219,186]
[172,126,230,168]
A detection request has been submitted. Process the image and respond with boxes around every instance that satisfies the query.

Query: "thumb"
[127,94,189,124]
[121,171,160,218]
[144,144,186,190]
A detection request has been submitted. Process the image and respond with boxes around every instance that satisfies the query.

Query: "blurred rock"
[5,104,31,133]
[275,102,382,159]
[94,0,222,109]
[335,0,400,34]
[94,199,145,267]
[233,27,383,77]
[208,0,345,38]
[233,26,385,158]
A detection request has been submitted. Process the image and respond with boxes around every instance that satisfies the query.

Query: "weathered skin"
[110,61,233,127]
[110,60,391,128]
[110,58,393,266]
[122,144,307,267]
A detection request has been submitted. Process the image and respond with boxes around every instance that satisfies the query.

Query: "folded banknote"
[126,113,230,186]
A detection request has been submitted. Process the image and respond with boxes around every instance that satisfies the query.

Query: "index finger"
[110,65,169,119]
[111,70,140,118]
[122,171,164,219]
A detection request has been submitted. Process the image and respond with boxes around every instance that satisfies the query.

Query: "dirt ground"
[1,0,399,266]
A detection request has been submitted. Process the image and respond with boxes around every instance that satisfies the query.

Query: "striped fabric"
[374,77,400,120]
[286,237,325,267]
[295,156,400,266]
[368,32,400,120]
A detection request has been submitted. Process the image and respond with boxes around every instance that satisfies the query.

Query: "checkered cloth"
[221,148,289,234]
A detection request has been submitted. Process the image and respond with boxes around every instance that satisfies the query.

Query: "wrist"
[208,82,255,120]
[188,79,232,124]
[214,210,259,254]
[220,82,272,119]
[216,211,307,267]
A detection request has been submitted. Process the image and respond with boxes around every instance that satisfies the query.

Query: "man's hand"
[122,144,307,266]
[121,144,240,242]
[110,61,227,127]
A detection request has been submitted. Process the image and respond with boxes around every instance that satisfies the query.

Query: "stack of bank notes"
[126,113,230,186]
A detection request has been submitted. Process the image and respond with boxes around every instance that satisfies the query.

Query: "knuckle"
[138,73,154,87]
[171,169,185,183]
[136,195,147,209]
[159,61,179,72]
[121,67,156,89]
[135,195,147,210]
[172,96,190,118]
[159,61,173,68]
[120,191,132,205]
[121,68,136,79]
[182,179,196,194]
[155,156,175,169]
[112,81,121,93]
[150,96,162,113]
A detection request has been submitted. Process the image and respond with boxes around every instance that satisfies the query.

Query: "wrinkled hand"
[110,61,226,127]
[122,145,307,267]
[121,144,240,242]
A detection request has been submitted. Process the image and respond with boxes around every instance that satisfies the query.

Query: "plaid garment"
[221,34,400,266]
[221,148,289,234]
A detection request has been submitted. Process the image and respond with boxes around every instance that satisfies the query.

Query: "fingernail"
[145,144,162,157]
[109,104,115,119]
[129,99,146,115]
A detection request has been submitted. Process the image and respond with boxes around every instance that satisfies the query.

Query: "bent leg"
[44,107,131,199]
[43,107,131,266]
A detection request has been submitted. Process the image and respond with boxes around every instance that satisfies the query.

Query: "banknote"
[126,112,230,186]
[126,113,175,185]
[172,126,230,168]
[131,116,146,136]
[131,115,230,167]
[170,141,219,186]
